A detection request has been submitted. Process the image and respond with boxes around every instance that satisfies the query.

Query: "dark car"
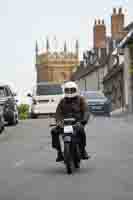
[0,105,5,133]
[81,91,111,117]
[0,84,18,125]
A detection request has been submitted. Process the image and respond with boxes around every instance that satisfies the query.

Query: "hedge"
[17,104,30,120]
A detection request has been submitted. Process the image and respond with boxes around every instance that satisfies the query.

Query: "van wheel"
[0,125,4,134]
[0,128,2,134]
[8,117,16,125]
[31,113,37,119]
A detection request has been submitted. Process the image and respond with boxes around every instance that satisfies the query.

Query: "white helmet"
[63,81,79,98]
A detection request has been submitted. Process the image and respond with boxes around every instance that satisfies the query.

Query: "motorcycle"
[61,118,81,174]
[49,117,82,174]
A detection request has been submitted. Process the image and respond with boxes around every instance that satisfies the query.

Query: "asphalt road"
[0,116,133,200]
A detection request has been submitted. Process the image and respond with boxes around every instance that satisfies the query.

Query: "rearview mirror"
[27,93,32,97]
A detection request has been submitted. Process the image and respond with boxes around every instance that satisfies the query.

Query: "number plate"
[92,106,102,110]
[64,125,73,133]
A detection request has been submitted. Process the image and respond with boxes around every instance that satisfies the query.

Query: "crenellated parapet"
[36,51,78,65]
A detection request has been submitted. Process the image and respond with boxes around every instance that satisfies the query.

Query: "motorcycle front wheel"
[64,143,72,174]
[73,144,81,169]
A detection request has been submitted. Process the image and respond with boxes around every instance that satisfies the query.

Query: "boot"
[56,151,64,162]
[81,148,91,160]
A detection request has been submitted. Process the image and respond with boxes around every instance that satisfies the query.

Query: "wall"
[76,71,98,91]
[103,69,124,110]
[124,46,133,113]
[124,48,130,108]
[76,65,108,92]
[85,71,98,90]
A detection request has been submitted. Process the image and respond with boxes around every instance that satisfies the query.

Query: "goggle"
[64,88,77,94]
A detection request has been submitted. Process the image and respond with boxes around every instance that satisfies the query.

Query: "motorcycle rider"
[51,81,90,162]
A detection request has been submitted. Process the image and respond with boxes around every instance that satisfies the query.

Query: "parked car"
[0,84,18,125]
[81,90,111,117]
[0,105,4,133]
[27,82,64,118]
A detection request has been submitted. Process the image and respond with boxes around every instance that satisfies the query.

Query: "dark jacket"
[55,96,90,124]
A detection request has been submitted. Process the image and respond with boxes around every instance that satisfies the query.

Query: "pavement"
[0,116,133,199]
[111,107,133,121]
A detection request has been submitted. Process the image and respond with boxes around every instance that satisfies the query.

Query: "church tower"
[35,38,79,83]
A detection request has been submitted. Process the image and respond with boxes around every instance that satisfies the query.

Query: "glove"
[57,120,63,128]
[80,120,87,126]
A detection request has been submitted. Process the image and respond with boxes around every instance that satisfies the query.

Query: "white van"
[29,82,64,118]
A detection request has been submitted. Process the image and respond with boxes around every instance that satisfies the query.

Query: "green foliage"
[17,104,29,120]
[129,66,133,74]
[128,42,133,49]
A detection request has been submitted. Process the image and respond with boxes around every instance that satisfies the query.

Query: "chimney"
[93,19,106,49]
[111,7,125,41]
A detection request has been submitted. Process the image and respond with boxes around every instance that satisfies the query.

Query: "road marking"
[14,160,25,167]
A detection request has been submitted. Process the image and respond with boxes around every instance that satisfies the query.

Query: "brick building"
[71,17,110,90]
[103,9,133,112]
[72,7,130,111]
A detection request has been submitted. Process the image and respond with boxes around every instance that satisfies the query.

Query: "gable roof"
[124,22,133,32]
[118,29,133,48]
[71,54,110,81]
[103,64,123,83]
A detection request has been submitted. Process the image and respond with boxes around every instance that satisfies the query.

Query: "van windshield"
[36,84,63,96]
[0,87,6,97]
[81,91,105,99]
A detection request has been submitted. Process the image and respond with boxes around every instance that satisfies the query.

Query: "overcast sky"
[0,0,132,97]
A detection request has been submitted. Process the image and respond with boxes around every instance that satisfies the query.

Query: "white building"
[71,56,109,92]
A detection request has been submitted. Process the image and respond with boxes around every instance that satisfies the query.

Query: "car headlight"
[104,100,110,104]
